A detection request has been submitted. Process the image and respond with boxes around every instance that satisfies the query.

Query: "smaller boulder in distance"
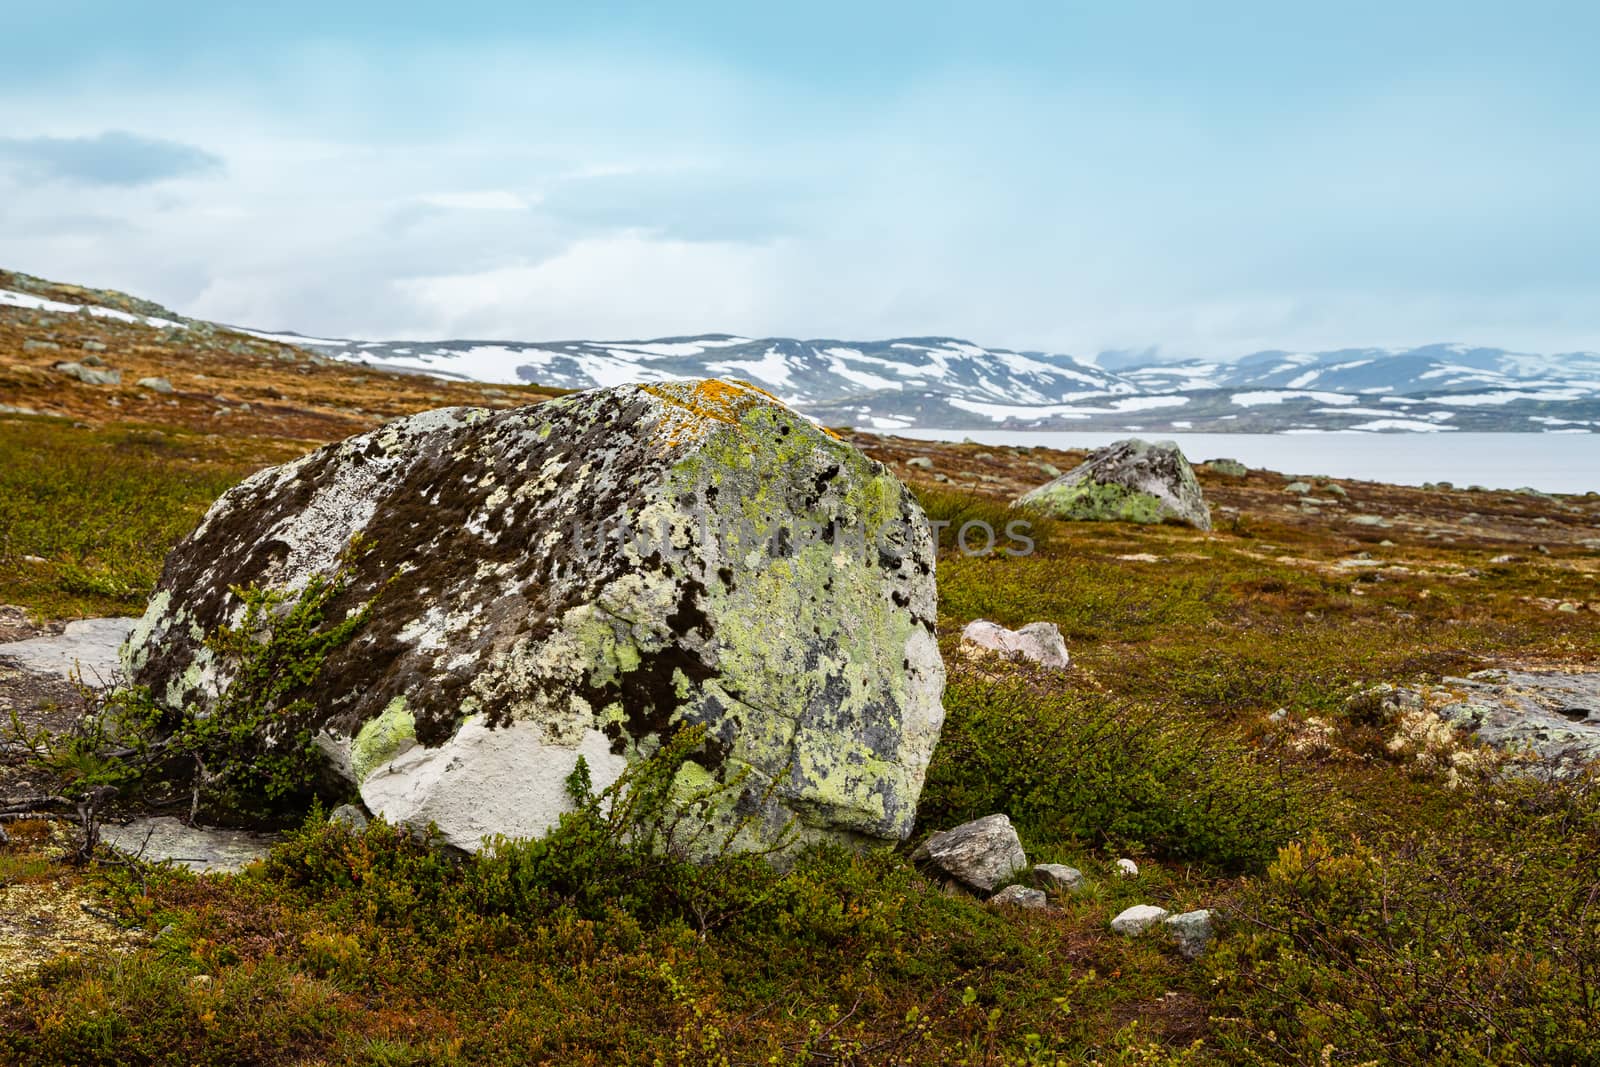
[912,813,1028,893]
[1014,439,1211,531]
[959,620,1069,670]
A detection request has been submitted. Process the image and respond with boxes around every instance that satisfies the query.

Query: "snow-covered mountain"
[4,265,1597,433]
[270,330,1600,433]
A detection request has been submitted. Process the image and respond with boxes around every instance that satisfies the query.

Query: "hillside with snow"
[4,269,1599,432]
[273,331,1600,433]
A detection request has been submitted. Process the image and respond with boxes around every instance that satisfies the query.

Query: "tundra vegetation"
[2,323,1600,1062]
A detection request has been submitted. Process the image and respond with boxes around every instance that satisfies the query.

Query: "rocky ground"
[2,294,1599,1062]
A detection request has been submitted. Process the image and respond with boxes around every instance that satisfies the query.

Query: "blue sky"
[3,2,1598,357]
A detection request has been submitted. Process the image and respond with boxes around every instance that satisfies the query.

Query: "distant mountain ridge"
[3,268,1597,432]
[269,331,1600,433]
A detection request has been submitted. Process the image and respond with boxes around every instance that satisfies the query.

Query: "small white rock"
[1115,857,1140,877]
[1110,904,1170,935]
[959,619,1070,670]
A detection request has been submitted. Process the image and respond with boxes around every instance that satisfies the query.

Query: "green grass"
[0,416,283,619]
[1,425,1597,1063]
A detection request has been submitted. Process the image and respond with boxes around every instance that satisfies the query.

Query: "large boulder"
[122,380,946,855]
[1014,439,1211,531]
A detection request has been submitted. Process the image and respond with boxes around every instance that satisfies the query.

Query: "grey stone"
[1110,904,1170,935]
[913,813,1028,893]
[1034,462,1063,479]
[1205,458,1248,477]
[137,377,175,394]
[905,456,934,469]
[959,619,1069,670]
[1349,515,1390,528]
[1164,909,1215,959]
[52,361,121,386]
[1032,863,1084,893]
[328,804,369,831]
[1434,671,1600,779]
[1282,481,1313,494]
[0,617,136,685]
[989,884,1049,909]
[1015,438,1211,530]
[81,340,108,353]
[22,339,61,352]
[100,816,277,874]
[1115,857,1140,877]
[122,381,945,858]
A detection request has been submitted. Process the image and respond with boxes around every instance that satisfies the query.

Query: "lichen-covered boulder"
[122,380,945,855]
[1014,439,1211,530]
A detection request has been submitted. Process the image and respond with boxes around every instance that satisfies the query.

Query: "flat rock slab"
[99,816,278,874]
[0,617,136,685]
[1436,670,1600,779]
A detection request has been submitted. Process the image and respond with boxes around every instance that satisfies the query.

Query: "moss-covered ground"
[3,319,1600,1062]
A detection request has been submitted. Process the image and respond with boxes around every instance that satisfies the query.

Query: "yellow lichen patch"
[0,877,142,987]
[642,379,840,446]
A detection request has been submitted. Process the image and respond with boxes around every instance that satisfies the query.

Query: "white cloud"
[393,232,785,340]
[414,190,536,211]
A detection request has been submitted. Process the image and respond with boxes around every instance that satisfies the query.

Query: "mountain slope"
[4,267,1598,432]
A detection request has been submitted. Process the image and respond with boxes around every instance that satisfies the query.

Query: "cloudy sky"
[3,2,1598,358]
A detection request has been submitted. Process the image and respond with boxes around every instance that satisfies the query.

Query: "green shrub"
[919,663,1314,872]
[1209,774,1600,1064]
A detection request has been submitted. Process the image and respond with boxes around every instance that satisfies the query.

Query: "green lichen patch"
[350,697,416,783]
[1020,478,1168,525]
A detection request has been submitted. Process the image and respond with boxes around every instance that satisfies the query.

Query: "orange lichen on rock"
[643,378,838,446]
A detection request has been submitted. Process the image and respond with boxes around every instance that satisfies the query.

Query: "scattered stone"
[1206,458,1248,477]
[136,377,175,394]
[1164,909,1215,959]
[1110,904,1170,935]
[1282,481,1313,494]
[913,814,1028,893]
[989,884,1049,909]
[1015,438,1211,531]
[0,617,136,684]
[328,804,369,831]
[100,816,278,874]
[1349,515,1390,528]
[1115,857,1140,877]
[905,456,934,469]
[52,361,121,386]
[959,619,1069,670]
[1324,483,1348,497]
[1034,462,1062,479]
[1032,863,1085,893]
[22,339,60,353]
[122,381,945,857]
[81,340,107,353]
[78,354,105,368]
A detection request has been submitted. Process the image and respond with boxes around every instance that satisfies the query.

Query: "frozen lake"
[891,430,1600,496]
